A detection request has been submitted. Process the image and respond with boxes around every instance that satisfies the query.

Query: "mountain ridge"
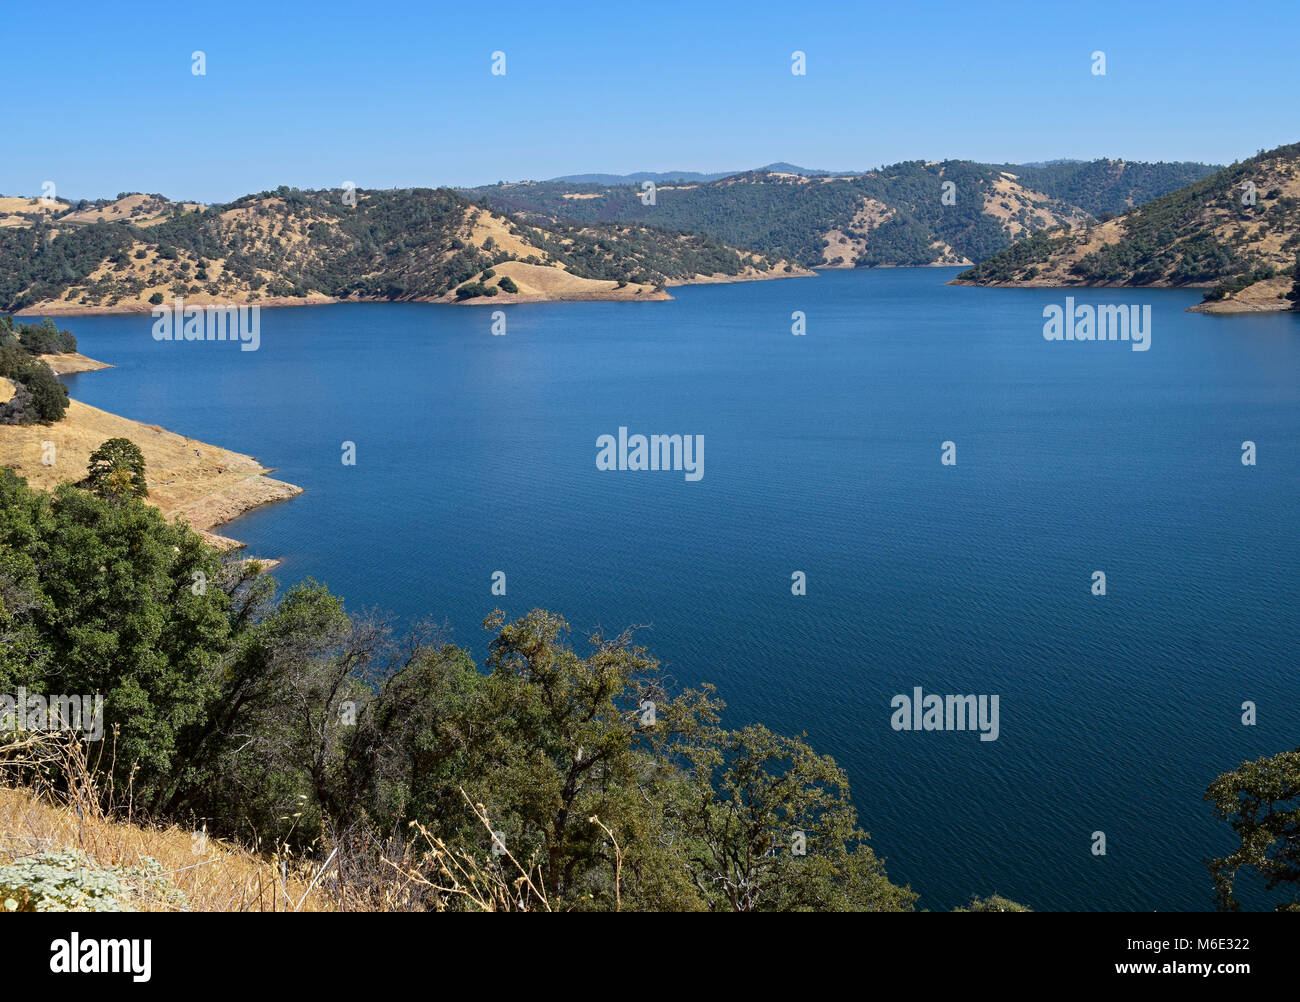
[953,142,1300,314]
[0,186,805,315]
[464,159,1219,271]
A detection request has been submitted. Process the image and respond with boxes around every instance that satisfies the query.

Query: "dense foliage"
[0,317,72,424]
[0,316,77,355]
[960,143,1300,289]
[0,188,760,311]
[83,437,149,501]
[465,159,1215,269]
[1206,747,1300,911]
[0,470,923,911]
[997,159,1218,218]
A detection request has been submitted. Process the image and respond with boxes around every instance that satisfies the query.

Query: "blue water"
[55,269,1300,911]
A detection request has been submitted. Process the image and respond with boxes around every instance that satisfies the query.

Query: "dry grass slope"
[0,386,300,549]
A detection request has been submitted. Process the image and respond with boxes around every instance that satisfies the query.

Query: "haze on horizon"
[5,0,1296,204]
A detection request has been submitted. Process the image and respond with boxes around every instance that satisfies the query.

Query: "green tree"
[467,608,724,909]
[0,470,926,911]
[672,723,916,912]
[955,894,1031,912]
[85,438,149,500]
[0,475,229,800]
[1206,748,1300,911]
[19,362,69,423]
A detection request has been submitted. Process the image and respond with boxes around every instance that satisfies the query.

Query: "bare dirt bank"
[0,362,301,553]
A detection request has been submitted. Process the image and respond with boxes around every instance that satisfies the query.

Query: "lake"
[58,267,1300,911]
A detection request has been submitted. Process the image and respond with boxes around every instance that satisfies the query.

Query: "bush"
[954,894,1032,912]
[149,292,164,305]
[17,318,76,355]
[0,851,184,912]
[455,282,488,300]
[497,276,519,294]
[0,355,68,423]
[22,362,70,422]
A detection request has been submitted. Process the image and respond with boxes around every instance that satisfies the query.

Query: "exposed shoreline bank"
[0,356,301,557]
[946,276,1299,315]
[13,263,815,317]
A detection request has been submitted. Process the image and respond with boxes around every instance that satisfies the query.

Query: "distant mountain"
[467,162,1091,269]
[1018,159,1087,168]
[547,163,839,185]
[463,158,1220,270]
[954,142,1300,314]
[0,187,799,314]
[549,170,735,185]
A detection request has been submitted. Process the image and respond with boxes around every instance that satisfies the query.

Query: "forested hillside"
[955,142,1300,313]
[995,160,1217,218]
[0,187,781,313]
[463,158,1218,269]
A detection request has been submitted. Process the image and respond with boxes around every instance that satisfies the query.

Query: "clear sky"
[5,0,1296,203]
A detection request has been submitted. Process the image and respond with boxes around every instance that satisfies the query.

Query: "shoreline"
[946,276,1300,315]
[0,355,301,556]
[39,352,114,375]
[13,263,816,317]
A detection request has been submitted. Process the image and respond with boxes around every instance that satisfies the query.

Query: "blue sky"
[5,0,1296,203]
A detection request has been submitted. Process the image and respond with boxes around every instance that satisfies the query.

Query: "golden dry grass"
[821,197,896,266]
[0,196,66,228]
[474,260,665,302]
[0,735,559,912]
[0,785,330,912]
[38,353,111,376]
[0,391,301,548]
[981,174,1089,240]
[466,207,553,261]
[1193,274,1296,313]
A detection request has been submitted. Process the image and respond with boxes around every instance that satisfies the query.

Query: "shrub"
[0,851,184,912]
[0,356,69,424]
[22,362,70,422]
[17,318,76,355]
[954,894,1032,912]
[498,276,519,293]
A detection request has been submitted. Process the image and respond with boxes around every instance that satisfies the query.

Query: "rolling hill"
[0,187,801,314]
[954,142,1300,314]
[462,159,1218,270]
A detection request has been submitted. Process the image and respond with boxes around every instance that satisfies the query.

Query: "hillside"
[0,783,332,911]
[0,187,800,315]
[462,159,1218,270]
[992,160,1217,218]
[0,378,300,549]
[954,142,1300,314]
